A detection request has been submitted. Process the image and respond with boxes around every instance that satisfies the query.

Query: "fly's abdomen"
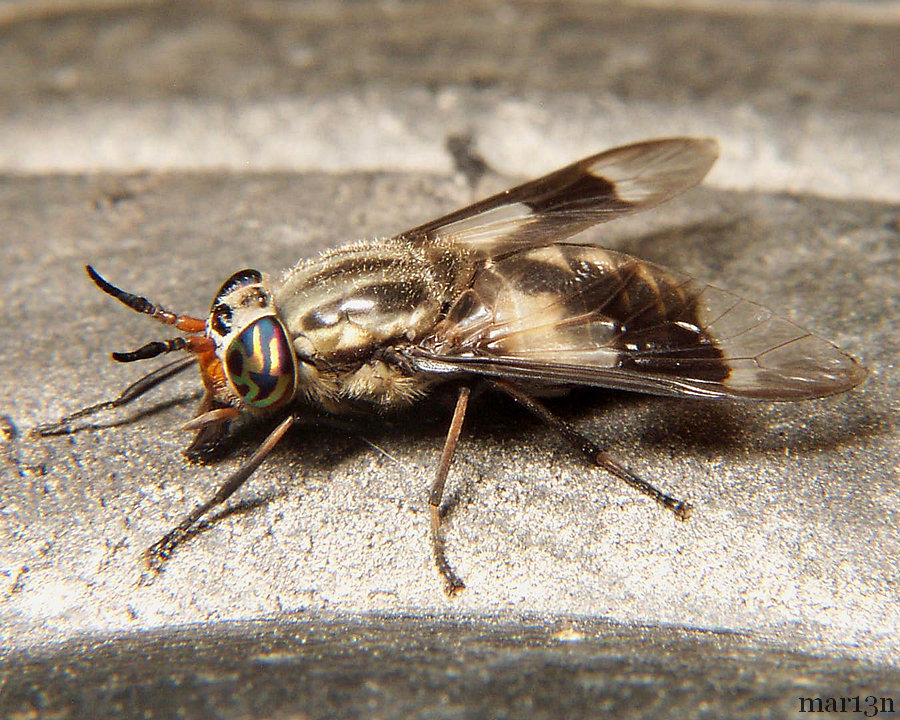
[433,243,728,381]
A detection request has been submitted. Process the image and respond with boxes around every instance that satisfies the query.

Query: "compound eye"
[224,316,297,409]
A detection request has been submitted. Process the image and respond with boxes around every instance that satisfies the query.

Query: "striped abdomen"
[430,243,729,382]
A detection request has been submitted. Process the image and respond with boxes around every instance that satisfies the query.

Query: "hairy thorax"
[272,239,450,409]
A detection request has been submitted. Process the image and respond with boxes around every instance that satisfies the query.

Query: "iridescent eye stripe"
[227,317,295,408]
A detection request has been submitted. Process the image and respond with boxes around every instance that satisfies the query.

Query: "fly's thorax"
[272,239,449,365]
[206,269,305,412]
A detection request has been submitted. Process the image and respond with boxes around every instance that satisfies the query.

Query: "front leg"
[145,414,297,573]
[182,393,240,463]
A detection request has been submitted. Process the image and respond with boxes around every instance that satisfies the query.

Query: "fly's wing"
[397,138,718,257]
[410,244,865,401]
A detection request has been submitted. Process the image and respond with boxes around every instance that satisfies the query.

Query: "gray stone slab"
[0,2,898,200]
[3,616,900,720]
[1,169,896,668]
[1,1,898,715]
[2,1,895,108]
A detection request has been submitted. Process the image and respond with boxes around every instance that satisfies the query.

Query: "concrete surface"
[0,1,898,718]
[0,1,898,200]
[5,616,900,720]
[2,168,898,706]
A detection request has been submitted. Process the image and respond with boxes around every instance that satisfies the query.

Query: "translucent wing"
[409,244,865,400]
[397,138,718,257]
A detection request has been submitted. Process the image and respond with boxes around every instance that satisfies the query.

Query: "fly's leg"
[32,357,196,436]
[182,394,242,463]
[144,414,297,574]
[428,385,471,596]
[488,380,693,521]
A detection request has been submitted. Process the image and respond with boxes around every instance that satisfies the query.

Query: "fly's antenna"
[87,265,207,333]
[111,336,214,363]
[86,266,215,362]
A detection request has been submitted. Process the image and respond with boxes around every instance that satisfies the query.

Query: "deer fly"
[36,138,866,594]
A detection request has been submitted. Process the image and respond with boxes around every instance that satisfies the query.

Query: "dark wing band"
[397,138,718,257]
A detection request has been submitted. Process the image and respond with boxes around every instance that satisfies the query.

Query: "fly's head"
[206,269,298,412]
[83,265,304,419]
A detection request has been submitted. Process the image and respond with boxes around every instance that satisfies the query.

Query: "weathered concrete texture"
[4,616,900,720]
[1,0,893,106]
[1,2,899,716]
[0,171,896,666]
[0,2,898,200]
